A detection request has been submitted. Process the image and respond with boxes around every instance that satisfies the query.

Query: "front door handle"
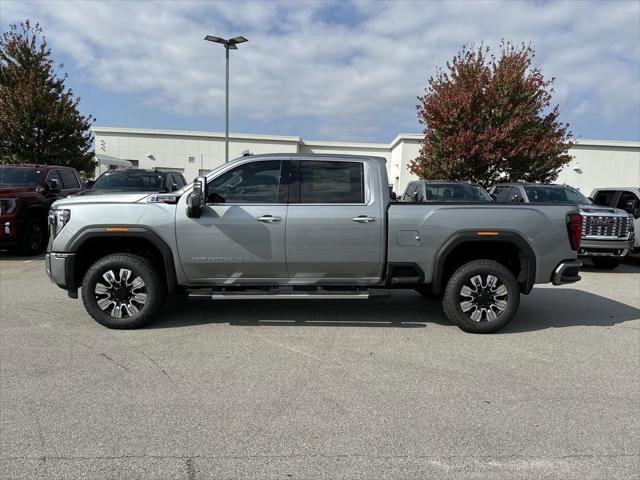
[257,215,282,223]
[353,215,376,223]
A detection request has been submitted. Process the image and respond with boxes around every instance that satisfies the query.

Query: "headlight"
[48,208,71,237]
[0,198,19,215]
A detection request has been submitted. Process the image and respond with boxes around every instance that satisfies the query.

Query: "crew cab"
[46,154,582,333]
[0,164,84,255]
[490,183,634,269]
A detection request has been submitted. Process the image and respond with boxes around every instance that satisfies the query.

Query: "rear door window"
[295,161,364,204]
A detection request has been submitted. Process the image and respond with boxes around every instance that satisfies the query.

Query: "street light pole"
[225,46,229,164]
[204,35,248,163]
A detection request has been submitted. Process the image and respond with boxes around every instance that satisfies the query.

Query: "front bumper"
[45,252,77,297]
[552,260,582,285]
[578,238,633,258]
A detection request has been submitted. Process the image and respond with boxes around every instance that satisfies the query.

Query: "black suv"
[88,169,187,194]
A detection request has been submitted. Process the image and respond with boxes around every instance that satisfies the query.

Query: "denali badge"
[192,256,252,262]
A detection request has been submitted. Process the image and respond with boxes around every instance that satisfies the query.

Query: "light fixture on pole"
[204,35,248,163]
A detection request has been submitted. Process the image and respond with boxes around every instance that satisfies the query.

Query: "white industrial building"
[93,126,640,194]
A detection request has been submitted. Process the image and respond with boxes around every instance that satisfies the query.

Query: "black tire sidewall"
[443,260,520,334]
[81,254,164,329]
[19,217,45,256]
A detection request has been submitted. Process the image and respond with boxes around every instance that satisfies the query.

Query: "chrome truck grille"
[581,215,631,239]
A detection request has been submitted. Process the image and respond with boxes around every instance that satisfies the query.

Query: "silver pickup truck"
[46,154,582,333]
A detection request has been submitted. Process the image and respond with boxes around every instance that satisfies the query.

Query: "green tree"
[410,42,573,187]
[0,20,95,174]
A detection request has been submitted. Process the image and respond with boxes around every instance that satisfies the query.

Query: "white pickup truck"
[46,154,583,333]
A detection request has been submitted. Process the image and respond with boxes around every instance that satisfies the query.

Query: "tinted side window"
[59,169,80,189]
[493,186,510,202]
[508,187,523,202]
[46,170,63,188]
[403,183,418,201]
[617,192,639,214]
[207,160,283,203]
[593,190,617,207]
[175,174,186,188]
[298,161,364,204]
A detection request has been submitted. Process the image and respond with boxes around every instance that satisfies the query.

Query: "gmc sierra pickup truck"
[490,183,634,269]
[46,154,583,333]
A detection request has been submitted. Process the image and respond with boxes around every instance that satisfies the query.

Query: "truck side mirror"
[411,191,419,202]
[187,176,207,218]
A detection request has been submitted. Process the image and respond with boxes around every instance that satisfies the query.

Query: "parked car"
[86,169,187,194]
[489,183,634,269]
[0,164,84,255]
[590,187,640,253]
[401,180,493,202]
[46,154,582,333]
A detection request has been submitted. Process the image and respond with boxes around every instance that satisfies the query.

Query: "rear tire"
[591,258,621,270]
[81,253,164,329]
[442,259,520,334]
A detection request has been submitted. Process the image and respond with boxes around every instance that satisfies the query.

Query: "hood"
[53,192,152,208]
[0,186,37,197]
[579,204,628,216]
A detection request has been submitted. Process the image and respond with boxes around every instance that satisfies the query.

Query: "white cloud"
[1,0,638,141]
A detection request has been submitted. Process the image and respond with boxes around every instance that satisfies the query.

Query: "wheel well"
[73,236,173,291]
[436,240,532,294]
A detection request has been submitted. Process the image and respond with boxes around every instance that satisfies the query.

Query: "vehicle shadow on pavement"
[151,288,638,332]
[504,288,639,333]
[152,291,438,329]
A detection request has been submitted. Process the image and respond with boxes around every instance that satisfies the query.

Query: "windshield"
[524,186,591,204]
[0,167,42,187]
[423,183,493,202]
[91,171,164,192]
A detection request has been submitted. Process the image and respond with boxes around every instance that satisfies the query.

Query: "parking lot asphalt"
[0,255,639,480]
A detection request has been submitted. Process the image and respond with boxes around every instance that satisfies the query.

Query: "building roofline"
[92,127,640,150]
[300,139,389,149]
[572,138,640,148]
[91,126,301,143]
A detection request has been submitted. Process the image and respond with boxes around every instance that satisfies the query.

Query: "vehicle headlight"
[48,208,71,237]
[0,198,19,215]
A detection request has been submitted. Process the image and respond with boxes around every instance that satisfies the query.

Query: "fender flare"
[66,226,178,293]
[431,230,537,294]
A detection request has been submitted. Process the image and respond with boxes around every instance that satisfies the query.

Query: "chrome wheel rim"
[459,274,507,322]
[94,268,147,318]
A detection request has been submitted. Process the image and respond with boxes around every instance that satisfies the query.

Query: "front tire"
[442,259,520,334]
[591,257,621,270]
[19,217,46,256]
[81,253,164,329]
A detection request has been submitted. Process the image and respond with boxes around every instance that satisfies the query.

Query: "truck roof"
[234,152,388,163]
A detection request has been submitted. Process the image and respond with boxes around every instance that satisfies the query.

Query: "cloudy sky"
[1,0,639,142]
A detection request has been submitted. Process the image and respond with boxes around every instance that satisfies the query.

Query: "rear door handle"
[353,215,376,223]
[257,215,282,223]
